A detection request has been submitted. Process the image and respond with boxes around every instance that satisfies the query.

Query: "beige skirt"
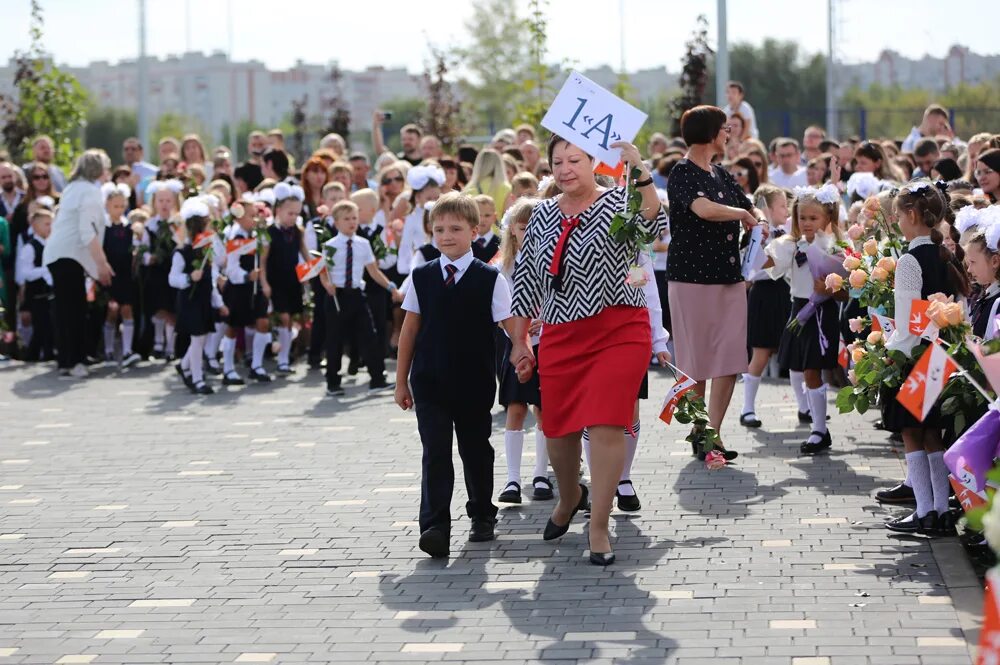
[667,281,748,381]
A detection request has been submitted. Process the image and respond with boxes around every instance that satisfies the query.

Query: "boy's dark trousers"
[324,288,385,388]
[25,295,54,361]
[308,277,326,366]
[414,397,498,534]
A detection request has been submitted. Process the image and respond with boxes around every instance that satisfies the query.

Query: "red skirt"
[538,305,651,438]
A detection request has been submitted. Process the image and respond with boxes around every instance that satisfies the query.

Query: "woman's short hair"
[69,149,111,183]
[680,106,728,146]
[546,135,592,167]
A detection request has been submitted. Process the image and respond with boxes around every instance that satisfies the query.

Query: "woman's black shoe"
[543,484,589,541]
[739,412,762,428]
[800,430,832,455]
[875,483,916,504]
[885,510,938,534]
[531,476,554,500]
[498,482,522,504]
[690,427,706,457]
[616,481,641,512]
[588,533,615,566]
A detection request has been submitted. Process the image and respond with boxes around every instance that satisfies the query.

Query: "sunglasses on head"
[381,176,404,185]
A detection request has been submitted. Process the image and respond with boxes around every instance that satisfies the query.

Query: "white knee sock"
[252,331,269,370]
[807,384,828,436]
[153,317,165,351]
[244,327,256,357]
[222,336,236,374]
[188,335,206,384]
[582,428,592,475]
[790,371,809,413]
[906,450,933,518]
[206,322,224,364]
[180,347,192,372]
[277,326,291,365]
[742,373,762,416]
[103,322,116,358]
[504,430,524,486]
[532,428,549,479]
[121,320,134,355]
[619,420,641,494]
[927,451,951,515]
[165,322,176,355]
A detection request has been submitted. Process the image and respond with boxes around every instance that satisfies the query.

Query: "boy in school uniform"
[15,209,54,361]
[394,192,517,558]
[471,194,501,262]
[319,200,398,396]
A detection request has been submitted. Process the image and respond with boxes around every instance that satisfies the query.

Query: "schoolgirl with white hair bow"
[140,179,185,360]
[100,182,141,367]
[396,164,445,280]
[961,206,1000,340]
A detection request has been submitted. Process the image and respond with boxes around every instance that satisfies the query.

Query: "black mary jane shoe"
[190,381,214,396]
[531,476,554,501]
[222,372,246,386]
[418,527,450,558]
[469,518,497,542]
[698,445,738,462]
[615,481,641,512]
[739,412,762,428]
[933,511,958,537]
[875,482,916,504]
[587,532,615,566]
[498,482,522,504]
[249,367,272,383]
[175,363,194,389]
[543,484,589,541]
[800,431,833,455]
[885,510,939,535]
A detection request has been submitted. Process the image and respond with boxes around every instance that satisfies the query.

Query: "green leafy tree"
[84,107,137,160]
[668,15,713,136]
[423,46,465,154]
[0,0,90,168]
[513,0,565,133]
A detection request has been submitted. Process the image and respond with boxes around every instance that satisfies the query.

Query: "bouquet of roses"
[786,242,849,338]
[608,166,659,287]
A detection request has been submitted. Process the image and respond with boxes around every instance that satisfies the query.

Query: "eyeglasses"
[381,176,404,185]
[31,173,50,181]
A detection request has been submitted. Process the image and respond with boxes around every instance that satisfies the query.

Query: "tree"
[0,0,90,168]
[668,15,713,136]
[151,112,209,148]
[513,0,564,132]
[423,46,465,154]
[321,65,351,148]
[84,107,137,159]
[290,96,308,165]
[453,0,531,134]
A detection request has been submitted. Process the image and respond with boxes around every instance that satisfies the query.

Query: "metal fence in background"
[755,107,1000,144]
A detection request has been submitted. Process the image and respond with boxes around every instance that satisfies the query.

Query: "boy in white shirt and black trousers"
[16,209,54,361]
[394,192,517,558]
[319,200,398,396]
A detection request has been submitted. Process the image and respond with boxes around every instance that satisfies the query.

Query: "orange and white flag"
[908,299,939,340]
[659,369,697,425]
[296,256,325,283]
[226,237,256,257]
[838,338,849,369]
[193,230,217,249]
[871,313,896,336]
[896,343,959,421]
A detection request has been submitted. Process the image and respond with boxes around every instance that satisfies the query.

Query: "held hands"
[528,318,543,336]
[394,383,413,410]
[510,342,536,383]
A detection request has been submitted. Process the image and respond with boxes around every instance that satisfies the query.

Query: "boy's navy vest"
[24,236,51,301]
[410,258,499,408]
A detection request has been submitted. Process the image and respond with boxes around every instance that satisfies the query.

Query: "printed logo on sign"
[541,71,648,167]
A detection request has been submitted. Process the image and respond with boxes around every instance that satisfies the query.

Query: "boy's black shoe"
[326,385,346,397]
[368,379,394,395]
[469,519,496,542]
[875,482,915,504]
[347,359,360,376]
[498,482,522,504]
[885,510,938,534]
[418,527,449,558]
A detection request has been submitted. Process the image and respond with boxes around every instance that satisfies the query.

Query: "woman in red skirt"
[510,136,666,565]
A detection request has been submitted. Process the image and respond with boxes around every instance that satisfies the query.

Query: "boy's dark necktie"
[444,264,458,287]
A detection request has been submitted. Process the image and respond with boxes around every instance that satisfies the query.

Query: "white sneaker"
[69,363,89,378]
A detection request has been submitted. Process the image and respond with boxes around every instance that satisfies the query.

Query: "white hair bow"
[180,198,210,221]
[255,189,276,206]
[273,182,304,203]
[954,205,982,234]
[34,195,55,210]
[846,172,884,199]
[101,182,131,201]
[983,207,1000,252]
[407,165,445,191]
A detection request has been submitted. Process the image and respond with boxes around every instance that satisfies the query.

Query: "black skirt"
[269,280,304,314]
[175,282,214,337]
[880,385,943,432]
[224,283,269,328]
[747,279,791,349]
[145,265,176,314]
[498,337,541,408]
[778,297,841,372]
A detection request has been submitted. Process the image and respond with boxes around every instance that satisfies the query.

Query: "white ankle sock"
[619,420,640,494]
[906,450,933,518]
[121,320,134,355]
[153,317,165,350]
[504,430,524,486]
[277,327,291,365]
[103,322,116,358]
[222,336,236,374]
[742,373,762,416]
[532,428,549,480]
[807,384,828,436]
[165,323,176,355]
[790,370,809,413]
[927,451,951,515]
[252,332,269,370]
[188,335,206,383]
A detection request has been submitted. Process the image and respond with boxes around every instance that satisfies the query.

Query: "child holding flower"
[881,182,971,535]
[764,185,846,454]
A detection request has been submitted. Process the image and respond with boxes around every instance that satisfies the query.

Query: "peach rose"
[849,269,868,289]
[851,347,866,364]
[944,302,964,326]
[847,224,864,241]
[848,317,865,334]
[875,256,896,273]
[863,239,879,256]
[870,266,889,282]
[927,301,950,328]
[843,255,861,271]
[867,330,883,345]
[928,292,952,304]
[825,273,844,292]
[863,196,882,216]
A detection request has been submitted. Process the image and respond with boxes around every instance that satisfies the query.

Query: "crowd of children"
[2,106,1000,552]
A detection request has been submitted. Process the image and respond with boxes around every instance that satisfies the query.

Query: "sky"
[2,0,994,73]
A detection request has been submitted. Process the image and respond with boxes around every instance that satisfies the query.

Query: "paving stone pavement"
[0,360,979,664]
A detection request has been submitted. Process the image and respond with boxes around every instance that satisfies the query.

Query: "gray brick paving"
[0,361,977,664]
